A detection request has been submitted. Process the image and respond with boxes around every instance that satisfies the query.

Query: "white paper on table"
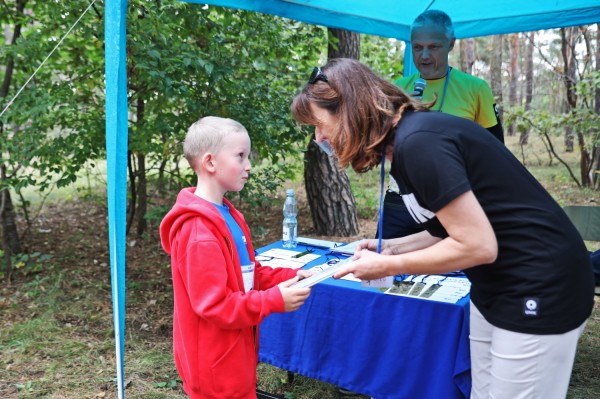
[330,240,362,255]
[291,260,350,288]
[256,249,321,268]
[258,248,301,259]
[361,276,394,288]
[340,273,361,282]
[384,275,471,303]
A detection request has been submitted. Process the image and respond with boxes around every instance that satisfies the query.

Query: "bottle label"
[283,227,290,241]
[282,223,297,248]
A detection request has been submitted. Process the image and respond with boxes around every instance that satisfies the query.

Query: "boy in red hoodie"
[160,116,312,399]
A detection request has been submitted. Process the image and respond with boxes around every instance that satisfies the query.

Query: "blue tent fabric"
[105,1,599,397]
[186,0,600,41]
[105,1,128,398]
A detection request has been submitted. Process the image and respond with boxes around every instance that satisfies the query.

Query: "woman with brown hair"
[291,58,593,399]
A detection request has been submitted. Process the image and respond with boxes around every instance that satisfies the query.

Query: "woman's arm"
[335,191,498,280]
[355,230,442,255]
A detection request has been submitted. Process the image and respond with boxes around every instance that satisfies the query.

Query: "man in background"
[382,9,504,239]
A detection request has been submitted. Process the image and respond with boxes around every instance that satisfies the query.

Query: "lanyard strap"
[377,149,386,253]
[436,66,452,112]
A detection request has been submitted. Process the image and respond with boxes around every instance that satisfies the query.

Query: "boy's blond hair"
[184,116,248,172]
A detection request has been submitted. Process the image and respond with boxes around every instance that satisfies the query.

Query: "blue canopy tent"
[104,1,600,397]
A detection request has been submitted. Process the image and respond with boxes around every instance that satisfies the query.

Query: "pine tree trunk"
[520,32,535,145]
[302,28,359,236]
[490,35,503,122]
[459,38,475,75]
[304,141,358,235]
[508,34,519,137]
[561,27,577,153]
[327,28,360,59]
[594,24,600,189]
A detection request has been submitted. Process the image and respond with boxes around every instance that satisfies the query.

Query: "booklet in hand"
[291,258,352,289]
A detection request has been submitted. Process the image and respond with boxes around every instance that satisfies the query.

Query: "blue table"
[257,241,472,399]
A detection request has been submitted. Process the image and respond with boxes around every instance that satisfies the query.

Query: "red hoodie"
[160,188,298,399]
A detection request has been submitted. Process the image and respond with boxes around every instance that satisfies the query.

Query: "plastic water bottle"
[282,189,298,248]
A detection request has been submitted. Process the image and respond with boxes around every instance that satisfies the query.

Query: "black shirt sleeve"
[486,123,504,144]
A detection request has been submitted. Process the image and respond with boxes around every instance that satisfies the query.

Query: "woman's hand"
[354,239,395,255]
[334,250,394,281]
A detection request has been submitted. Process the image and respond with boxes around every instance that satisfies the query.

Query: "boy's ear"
[201,152,216,173]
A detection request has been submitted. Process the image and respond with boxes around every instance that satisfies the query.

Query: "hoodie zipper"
[225,212,259,351]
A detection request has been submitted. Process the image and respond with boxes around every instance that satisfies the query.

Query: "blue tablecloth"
[257,241,471,399]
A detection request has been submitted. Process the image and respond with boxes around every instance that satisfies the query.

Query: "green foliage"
[347,167,381,218]
[153,378,179,390]
[233,164,287,208]
[361,35,404,80]
[126,3,326,198]
[145,204,174,229]
[1,1,105,198]
[504,71,600,186]
[0,249,53,280]
[1,2,327,217]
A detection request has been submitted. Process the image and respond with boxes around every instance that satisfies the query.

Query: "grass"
[1,133,599,398]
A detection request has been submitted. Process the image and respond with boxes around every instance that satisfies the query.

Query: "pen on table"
[293,249,312,258]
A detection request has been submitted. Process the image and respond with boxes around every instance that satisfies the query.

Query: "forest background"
[1,1,599,398]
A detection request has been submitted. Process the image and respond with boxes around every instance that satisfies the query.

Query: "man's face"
[411,23,455,80]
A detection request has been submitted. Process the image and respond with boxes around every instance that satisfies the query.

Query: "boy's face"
[213,132,252,193]
[411,22,454,80]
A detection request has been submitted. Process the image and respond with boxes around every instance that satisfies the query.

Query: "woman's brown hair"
[291,58,431,173]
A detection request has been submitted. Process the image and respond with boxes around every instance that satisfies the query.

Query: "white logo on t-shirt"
[402,193,435,223]
[523,298,539,317]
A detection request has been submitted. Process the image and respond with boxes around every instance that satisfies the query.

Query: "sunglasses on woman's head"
[308,67,328,84]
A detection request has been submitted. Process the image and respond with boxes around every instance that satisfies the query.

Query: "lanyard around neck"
[377,149,386,253]
[436,66,452,112]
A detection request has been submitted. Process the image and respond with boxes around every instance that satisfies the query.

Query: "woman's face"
[310,102,338,143]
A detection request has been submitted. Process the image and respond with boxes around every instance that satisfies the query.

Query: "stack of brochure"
[291,258,351,288]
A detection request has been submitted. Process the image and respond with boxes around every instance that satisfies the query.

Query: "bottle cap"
[286,189,294,196]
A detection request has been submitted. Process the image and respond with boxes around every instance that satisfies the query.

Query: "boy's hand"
[278,276,311,312]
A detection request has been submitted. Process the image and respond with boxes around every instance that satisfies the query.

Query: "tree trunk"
[560,26,592,186]
[594,24,600,189]
[0,172,22,256]
[596,24,600,116]
[520,32,535,145]
[136,152,147,238]
[489,35,503,122]
[508,34,519,137]
[560,27,577,153]
[126,151,137,235]
[0,0,27,275]
[459,38,475,75]
[303,28,359,236]
[304,140,358,235]
[135,97,147,238]
[327,28,360,59]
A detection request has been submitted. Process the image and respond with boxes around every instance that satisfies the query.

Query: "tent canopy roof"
[186,0,600,40]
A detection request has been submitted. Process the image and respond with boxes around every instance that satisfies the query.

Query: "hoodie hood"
[160,187,229,255]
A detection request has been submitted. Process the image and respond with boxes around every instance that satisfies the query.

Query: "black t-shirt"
[391,110,594,334]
